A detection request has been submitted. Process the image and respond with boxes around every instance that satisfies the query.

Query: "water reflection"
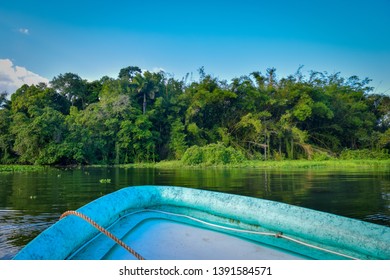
[0,209,57,260]
[0,166,389,259]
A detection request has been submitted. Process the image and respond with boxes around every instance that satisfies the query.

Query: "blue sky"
[1,0,390,95]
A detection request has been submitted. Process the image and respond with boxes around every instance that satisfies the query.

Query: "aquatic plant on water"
[99,178,111,183]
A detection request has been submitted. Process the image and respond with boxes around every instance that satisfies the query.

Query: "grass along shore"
[0,165,46,173]
[120,159,390,169]
[1,159,390,173]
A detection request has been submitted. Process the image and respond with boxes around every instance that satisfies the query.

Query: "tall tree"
[118,66,142,81]
[131,71,164,114]
[0,104,14,163]
[0,92,11,109]
[51,73,88,110]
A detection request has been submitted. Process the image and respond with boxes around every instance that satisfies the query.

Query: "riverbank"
[0,165,46,173]
[1,159,390,173]
[120,159,390,169]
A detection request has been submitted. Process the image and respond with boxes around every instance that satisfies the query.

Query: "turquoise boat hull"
[13,186,390,260]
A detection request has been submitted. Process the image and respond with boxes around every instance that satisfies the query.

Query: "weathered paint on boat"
[13,186,390,260]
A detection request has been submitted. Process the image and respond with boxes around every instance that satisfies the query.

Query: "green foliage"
[182,143,246,166]
[339,149,390,160]
[10,107,66,164]
[99,178,111,183]
[51,73,91,109]
[0,165,45,173]
[292,95,313,121]
[169,119,187,160]
[181,145,204,165]
[0,107,15,163]
[379,129,390,148]
[131,114,156,162]
[118,66,141,80]
[1,67,389,166]
[11,84,70,115]
[311,152,333,161]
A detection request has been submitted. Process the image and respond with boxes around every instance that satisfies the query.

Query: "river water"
[1,166,389,259]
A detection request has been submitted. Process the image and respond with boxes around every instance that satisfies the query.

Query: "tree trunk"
[279,137,282,155]
[291,138,294,159]
[115,141,120,165]
[143,93,147,114]
[264,133,267,161]
[267,133,271,160]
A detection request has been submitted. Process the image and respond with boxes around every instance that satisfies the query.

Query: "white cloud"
[18,28,29,35]
[151,67,166,73]
[0,59,49,95]
[141,67,166,74]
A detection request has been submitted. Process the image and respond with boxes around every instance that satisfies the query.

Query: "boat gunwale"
[13,185,390,260]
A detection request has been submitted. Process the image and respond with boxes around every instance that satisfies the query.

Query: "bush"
[339,149,390,160]
[182,143,246,165]
[312,152,333,161]
[272,150,285,161]
[181,145,204,165]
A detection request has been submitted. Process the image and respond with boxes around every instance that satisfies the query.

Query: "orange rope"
[60,210,145,260]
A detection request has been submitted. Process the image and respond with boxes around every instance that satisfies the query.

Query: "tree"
[51,73,88,109]
[231,112,265,158]
[63,84,134,164]
[11,84,70,115]
[118,66,142,81]
[0,92,11,109]
[131,71,164,114]
[250,72,266,90]
[266,67,277,89]
[134,114,156,162]
[1,66,388,165]
[168,118,188,159]
[11,107,67,164]
[322,74,376,150]
[185,74,237,136]
[0,105,14,163]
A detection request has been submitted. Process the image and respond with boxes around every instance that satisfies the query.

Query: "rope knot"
[275,232,283,238]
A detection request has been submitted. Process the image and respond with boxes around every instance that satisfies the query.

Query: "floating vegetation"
[0,165,46,173]
[99,178,111,183]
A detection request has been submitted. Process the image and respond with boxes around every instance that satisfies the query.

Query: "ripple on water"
[0,210,58,260]
[364,213,390,227]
